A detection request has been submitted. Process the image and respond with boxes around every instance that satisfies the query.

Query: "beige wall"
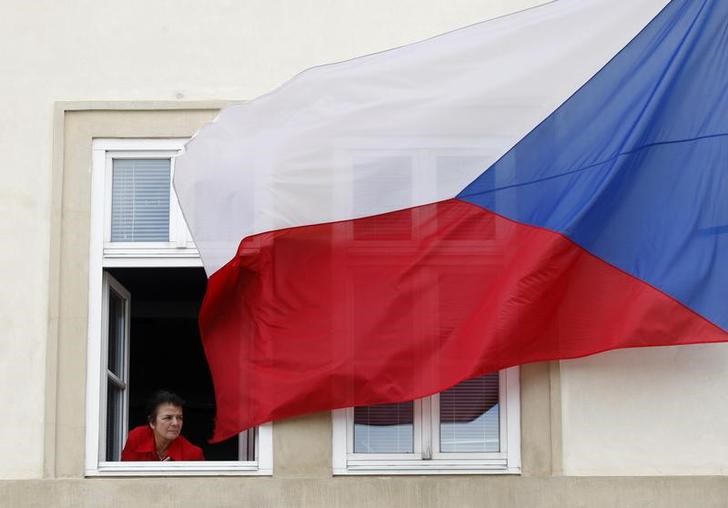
[0,0,547,479]
[3,476,728,508]
[2,2,728,503]
[50,105,556,475]
[43,107,563,508]
[561,344,728,476]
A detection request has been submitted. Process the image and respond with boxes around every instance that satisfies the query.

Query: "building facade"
[2,1,728,506]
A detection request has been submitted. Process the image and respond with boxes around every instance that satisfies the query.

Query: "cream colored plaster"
[52,109,218,478]
[520,362,561,477]
[3,476,728,508]
[273,412,332,479]
[48,103,557,484]
[8,0,727,487]
[49,107,554,489]
[561,344,728,476]
[1,0,548,479]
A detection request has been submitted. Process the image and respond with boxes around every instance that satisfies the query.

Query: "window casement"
[92,139,200,267]
[85,138,272,476]
[101,272,131,461]
[332,367,520,475]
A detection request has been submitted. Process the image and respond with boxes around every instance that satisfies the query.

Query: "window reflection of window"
[353,154,413,241]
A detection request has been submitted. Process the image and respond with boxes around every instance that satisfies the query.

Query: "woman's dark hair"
[146,390,185,423]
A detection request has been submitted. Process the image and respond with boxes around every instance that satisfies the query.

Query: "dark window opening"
[107,266,247,461]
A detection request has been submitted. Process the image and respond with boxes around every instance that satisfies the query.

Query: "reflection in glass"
[440,373,499,453]
[352,155,412,241]
[354,401,414,453]
[106,384,121,460]
[107,289,124,377]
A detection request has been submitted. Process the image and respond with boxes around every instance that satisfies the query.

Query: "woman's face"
[150,403,183,443]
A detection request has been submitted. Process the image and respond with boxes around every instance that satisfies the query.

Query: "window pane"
[353,155,412,240]
[111,159,170,242]
[107,288,124,377]
[440,373,499,453]
[354,401,414,453]
[106,384,122,461]
[239,428,256,461]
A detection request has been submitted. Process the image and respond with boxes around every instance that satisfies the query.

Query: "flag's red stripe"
[201,199,728,442]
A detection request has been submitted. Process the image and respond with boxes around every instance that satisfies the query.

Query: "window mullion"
[420,396,432,459]
[499,369,508,455]
[169,156,189,248]
[430,393,441,458]
[411,398,423,457]
[346,407,355,454]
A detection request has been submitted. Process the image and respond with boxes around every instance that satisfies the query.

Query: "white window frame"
[85,138,272,476]
[332,367,520,475]
[96,138,201,267]
[100,272,131,461]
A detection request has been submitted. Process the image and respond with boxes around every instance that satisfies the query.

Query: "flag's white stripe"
[174,0,669,275]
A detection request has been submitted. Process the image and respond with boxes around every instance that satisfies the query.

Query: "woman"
[121,390,204,461]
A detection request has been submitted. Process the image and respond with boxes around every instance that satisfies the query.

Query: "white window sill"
[102,245,202,267]
[87,461,272,477]
[334,459,520,475]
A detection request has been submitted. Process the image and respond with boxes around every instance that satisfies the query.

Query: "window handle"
[422,443,432,460]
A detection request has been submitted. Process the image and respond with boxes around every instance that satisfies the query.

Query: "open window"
[85,139,272,476]
[102,273,131,461]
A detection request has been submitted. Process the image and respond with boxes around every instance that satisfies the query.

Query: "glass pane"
[111,158,170,242]
[354,401,414,453]
[353,155,412,240]
[107,288,124,377]
[239,428,257,461]
[440,373,499,453]
[106,384,122,461]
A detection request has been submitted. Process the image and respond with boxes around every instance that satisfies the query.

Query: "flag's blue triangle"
[458,0,728,331]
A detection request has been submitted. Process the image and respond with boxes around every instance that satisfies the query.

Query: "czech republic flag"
[174,0,728,441]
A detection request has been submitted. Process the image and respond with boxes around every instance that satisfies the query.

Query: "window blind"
[353,401,414,453]
[111,159,170,242]
[439,373,499,453]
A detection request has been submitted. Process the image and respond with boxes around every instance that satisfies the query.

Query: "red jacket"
[121,425,205,461]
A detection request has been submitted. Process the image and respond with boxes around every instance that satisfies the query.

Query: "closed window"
[333,368,519,474]
[111,159,171,242]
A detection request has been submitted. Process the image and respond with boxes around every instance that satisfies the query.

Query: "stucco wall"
[0,0,546,479]
[3,476,728,508]
[2,0,728,493]
[561,344,728,476]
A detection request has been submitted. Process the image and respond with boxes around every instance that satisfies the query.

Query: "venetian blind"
[440,373,499,453]
[353,401,414,453]
[111,159,170,242]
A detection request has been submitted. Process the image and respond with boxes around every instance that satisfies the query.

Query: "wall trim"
[45,105,223,478]
[3,476,728,508]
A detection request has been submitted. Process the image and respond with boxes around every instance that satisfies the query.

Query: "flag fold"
[174,0,728,441]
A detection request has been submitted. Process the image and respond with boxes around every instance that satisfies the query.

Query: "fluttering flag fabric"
[174,0,728,441]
